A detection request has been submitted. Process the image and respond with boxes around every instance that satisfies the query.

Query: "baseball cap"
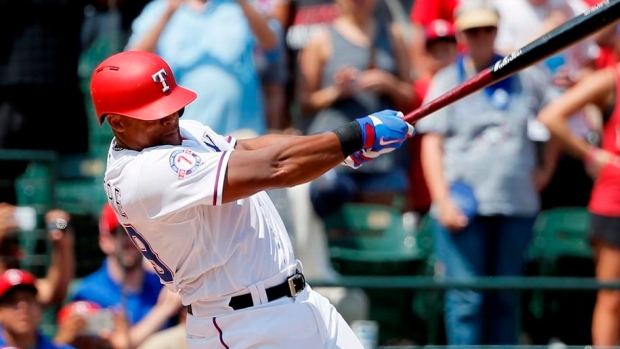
[425,19,456,42]
[99,204,120,236]
[0,269,37,300]
[57,301,101,324]
[454,0,500,31]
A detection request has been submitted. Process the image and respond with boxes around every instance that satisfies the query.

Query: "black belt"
[187,272,306,314]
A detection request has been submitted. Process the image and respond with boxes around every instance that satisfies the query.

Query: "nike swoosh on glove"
[343,109,416,169]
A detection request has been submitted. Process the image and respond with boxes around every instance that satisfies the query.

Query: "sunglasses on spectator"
[463,26,497,36]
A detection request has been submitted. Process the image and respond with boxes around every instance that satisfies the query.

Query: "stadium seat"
[323,203,426,265]
[528,207,592,266]
[525,207,594,343]
[323,204,430,343]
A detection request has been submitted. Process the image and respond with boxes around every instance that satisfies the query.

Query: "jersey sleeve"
[134,143,233,217]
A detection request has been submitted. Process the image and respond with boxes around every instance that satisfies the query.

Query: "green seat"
[324,203,425,264]
[324,204,430,344]
[528,207,592,263]
[526,207,592,325]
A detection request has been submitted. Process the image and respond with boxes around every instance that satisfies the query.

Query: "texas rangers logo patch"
[169,149,202,179]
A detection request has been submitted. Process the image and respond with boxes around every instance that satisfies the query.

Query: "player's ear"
[106,114,125,132]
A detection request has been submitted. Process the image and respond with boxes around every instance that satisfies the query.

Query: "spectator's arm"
[409,23,428,80]
[107,288,183,349]
[0,203,18,241]
[298,29,341,114]
[420,133,449,204]
[127,0,183,52]
[238,0,278,50]
[35,209,75,306]
[272,0,292,31]
[387,23,416,108]
[538,66,616,160]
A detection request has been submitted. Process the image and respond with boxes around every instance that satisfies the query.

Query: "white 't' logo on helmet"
[152,69,171,93]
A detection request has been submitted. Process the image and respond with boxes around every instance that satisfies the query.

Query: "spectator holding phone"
[0,203,75,308]
[56,288,183,349]
[0,269,74,349]
[65,204,182,349]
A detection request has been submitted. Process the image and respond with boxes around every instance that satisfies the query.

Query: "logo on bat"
[493,50,523,72]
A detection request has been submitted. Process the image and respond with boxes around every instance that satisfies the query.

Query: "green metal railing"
[310,276,620,291]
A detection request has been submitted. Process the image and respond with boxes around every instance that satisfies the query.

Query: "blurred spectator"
[125,0,277,136]
[493,0,599,211]
[416,0,557,344]
[54,300,109,349]
[494,0,572,54]
[406,19,458,214]
[57,288,182,349]
[591,21,620,70]
[66,204,181,348]
[408,0,461,81]
[298,0,414,216]
[0,203,75,308]
[538,52,620,346]
[0,269,74,349]
[248,0,291,132]
[0,0,89,205]
[494,0,596,84]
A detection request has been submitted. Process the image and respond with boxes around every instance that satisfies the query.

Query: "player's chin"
[160,131,182,146]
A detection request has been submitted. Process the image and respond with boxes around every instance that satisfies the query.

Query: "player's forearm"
[224,131,349,202]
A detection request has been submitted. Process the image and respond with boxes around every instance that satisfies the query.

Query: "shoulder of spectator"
[303,27,331,58]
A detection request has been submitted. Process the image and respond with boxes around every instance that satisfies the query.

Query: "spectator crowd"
[0,0,619,347]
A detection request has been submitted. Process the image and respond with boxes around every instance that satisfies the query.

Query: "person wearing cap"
[0,269,74,349]
[65,204,182,348]
[415,0,558,344]
[406,19,457,215]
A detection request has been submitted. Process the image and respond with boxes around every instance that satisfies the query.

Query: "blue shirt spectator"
[71,262,164,326]
[126,0,272,136]
[0,331,74,349]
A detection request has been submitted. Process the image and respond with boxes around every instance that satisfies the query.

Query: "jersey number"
[124,225,174,283]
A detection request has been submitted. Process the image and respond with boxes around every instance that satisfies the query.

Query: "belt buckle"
[287,272,305,297]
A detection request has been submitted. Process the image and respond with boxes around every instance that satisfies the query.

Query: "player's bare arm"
[224,132,345,203]
[224,110,415,203]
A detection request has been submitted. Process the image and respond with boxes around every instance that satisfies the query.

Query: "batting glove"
[343,110,415,169]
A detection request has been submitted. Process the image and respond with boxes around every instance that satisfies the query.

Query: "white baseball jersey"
[102,120,296,306]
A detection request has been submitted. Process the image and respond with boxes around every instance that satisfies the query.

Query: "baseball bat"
[404,0,620,124]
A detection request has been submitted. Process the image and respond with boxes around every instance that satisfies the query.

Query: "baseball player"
[90,50,415,348]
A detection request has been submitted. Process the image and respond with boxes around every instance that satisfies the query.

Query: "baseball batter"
[90,50,415,348]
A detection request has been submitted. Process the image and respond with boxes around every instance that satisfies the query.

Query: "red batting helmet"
[90,51,197,125]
